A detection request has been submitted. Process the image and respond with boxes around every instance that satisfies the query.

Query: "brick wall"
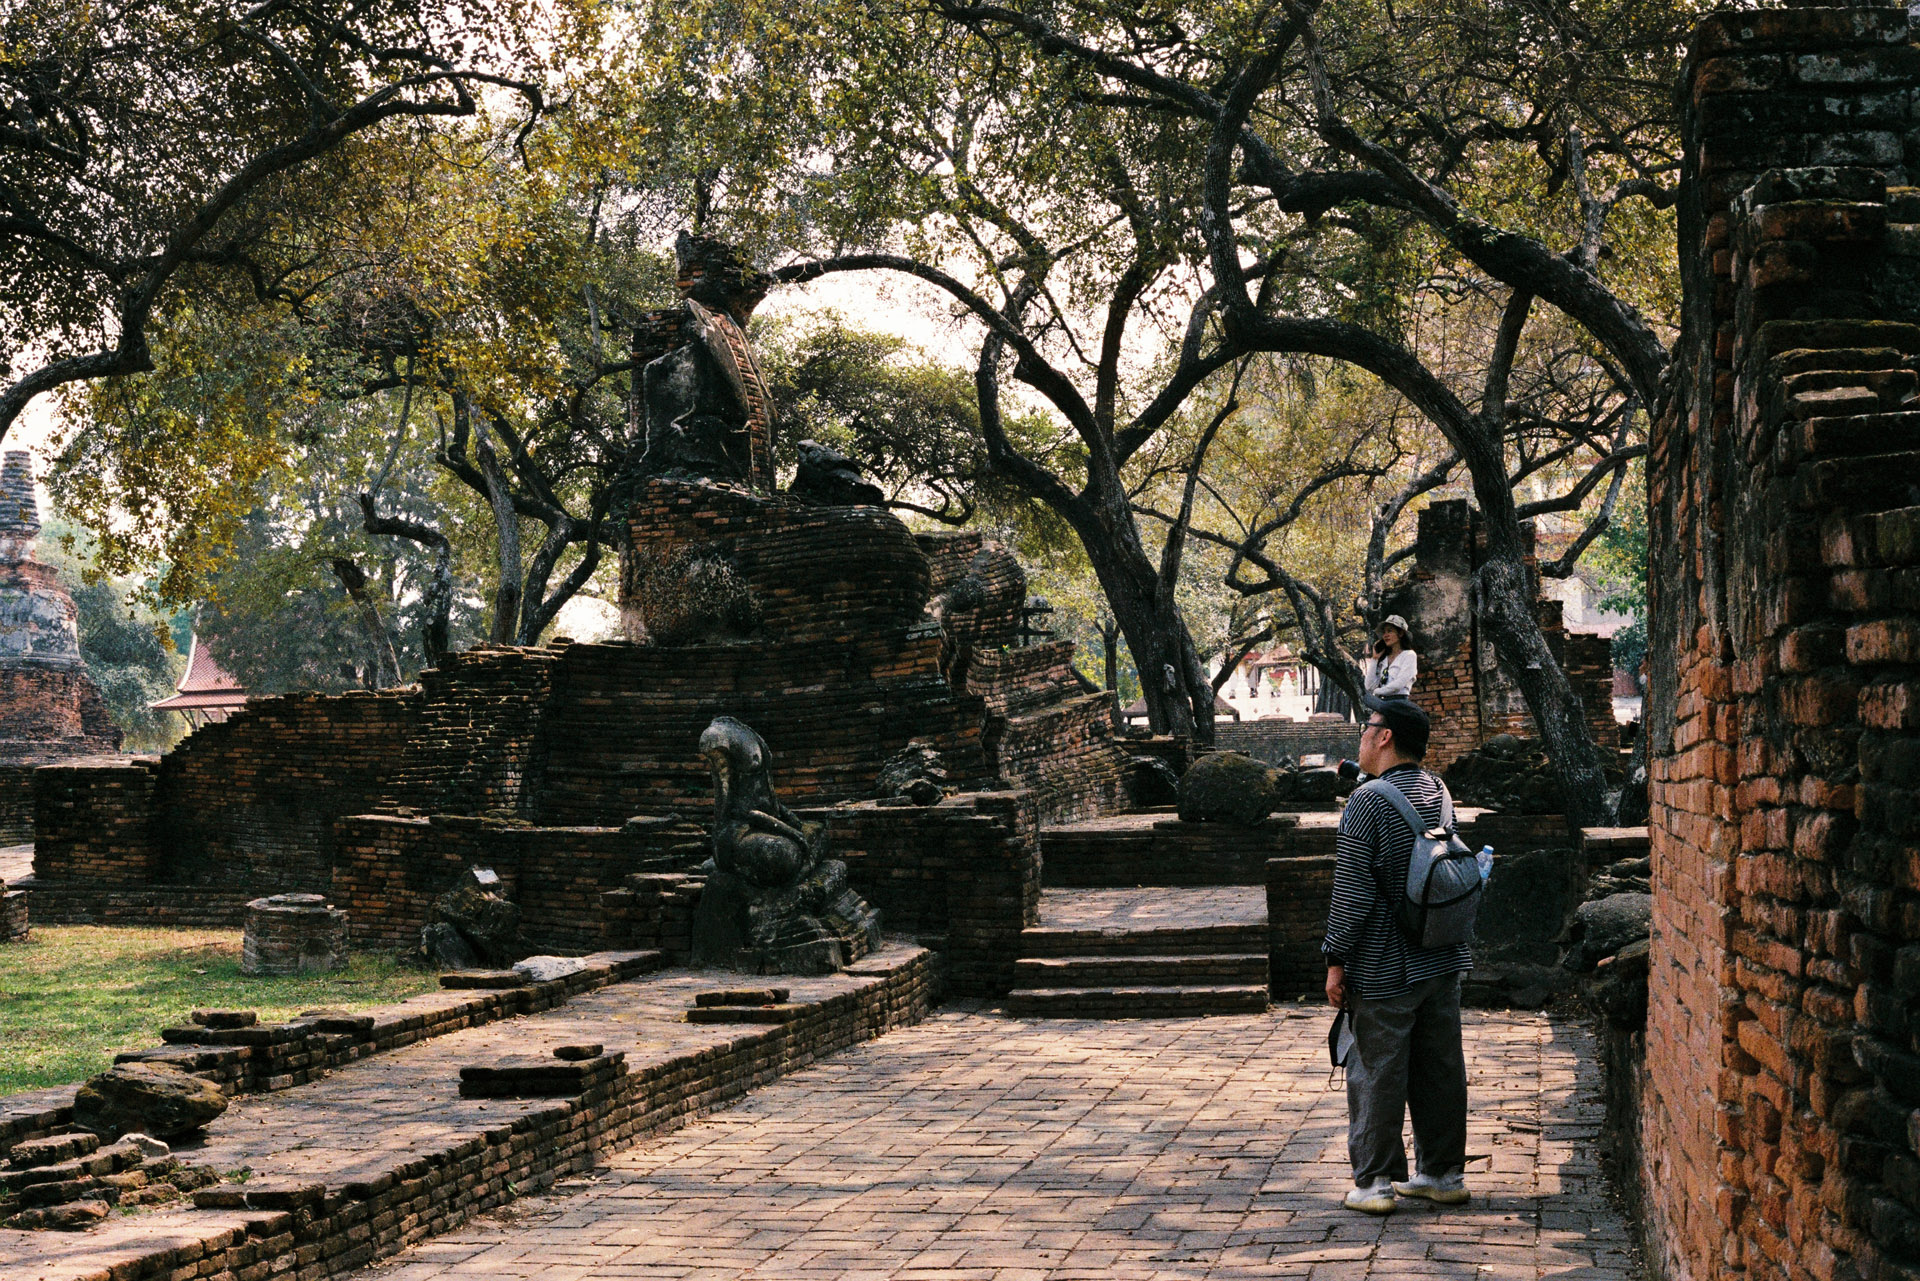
[530,634,992,824]
[331,815,697,954]
[24,884,258,927]
[1421,631,1483,770]
[1,886,25,941]
[1214,720,1363,765]
[0,662,121,750]
[1267,856,1336,998]
[378,646,560,817]
[1261,810,1576,1001]
[1388,502,1618,771]
[919,531,1028,668]
[31,758,160,884]
[158,691,420,892]
[983,692,1133,824]
[1643,9,1920,1281]
[812,792,1041,997]
[1046,816,1312,888]
[621,479,931,642]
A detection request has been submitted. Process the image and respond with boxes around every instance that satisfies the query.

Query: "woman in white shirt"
[1364,614,1418,698]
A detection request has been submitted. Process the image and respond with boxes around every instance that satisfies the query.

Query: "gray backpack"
[1358,776,1482,949]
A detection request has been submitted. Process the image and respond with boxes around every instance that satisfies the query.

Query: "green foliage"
[1589,464,1650,682]
[759,316,989,522]
[1589,466,1650,622]
[0,926,436,1094]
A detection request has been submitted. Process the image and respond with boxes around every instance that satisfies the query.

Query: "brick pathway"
[352,1008,1638,1280]
[1036,887,1266,931]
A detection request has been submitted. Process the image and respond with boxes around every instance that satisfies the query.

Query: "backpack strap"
[1355,777,1424,839]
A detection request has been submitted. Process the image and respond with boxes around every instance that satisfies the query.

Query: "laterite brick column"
[1644,7,1920,1281]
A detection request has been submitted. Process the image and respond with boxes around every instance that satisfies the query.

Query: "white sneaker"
[1392,1171,1469,1205]
[1343,1180,1397,1214]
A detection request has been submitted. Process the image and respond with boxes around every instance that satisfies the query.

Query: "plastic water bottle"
[1476,846,1495,882]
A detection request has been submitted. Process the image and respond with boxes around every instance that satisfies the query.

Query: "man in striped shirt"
[1324,694,1472,1214]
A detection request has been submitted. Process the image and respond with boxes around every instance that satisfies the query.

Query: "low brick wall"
[600,873,704,962]
[31,758,160,884]
[118,952,665,1102]
[815,792,1040,997]
[1261,809,1578,1000]
[19,881,257,927]
[0,948,934,1281]
[1215,720,1362,766]
[160,690,420,893]
[331,816,679,954]
[0,951,668,1164]
[1,887,25,941]
[1045,814,1321,887]
[986,694,1133,825]
[1267,856,1336,998]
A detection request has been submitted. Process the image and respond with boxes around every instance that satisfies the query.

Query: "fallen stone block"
[513,956,592,983]
[4,1198,110,1230]
[73,1062,229,1140]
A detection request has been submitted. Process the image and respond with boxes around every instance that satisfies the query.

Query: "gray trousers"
[1345,972,1468,1187]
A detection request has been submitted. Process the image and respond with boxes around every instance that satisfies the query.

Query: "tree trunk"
[1101,615,1122,731]
[328,557,401,688]
[1077,534,1213,746]
[515,517,604,646]
[356,494,453,668]
[1473,549,1614,829]
[474,417,523,646]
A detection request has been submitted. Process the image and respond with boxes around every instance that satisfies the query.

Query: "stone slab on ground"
[346,1006,1638,1280]
[1035,886,1267,931]
[0,944,932,1281]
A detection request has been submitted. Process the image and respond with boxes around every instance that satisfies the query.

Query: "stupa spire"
[0,452,40,563]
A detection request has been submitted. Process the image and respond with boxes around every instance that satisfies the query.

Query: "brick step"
[1786,412,1920,463]
[1013,953,1268,989]
[1004,985,1270,1018]
[1017,923,1267,958]
[1792,449,1920,513]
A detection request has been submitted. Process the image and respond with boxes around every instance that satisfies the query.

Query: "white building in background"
[1212,645,1324,722]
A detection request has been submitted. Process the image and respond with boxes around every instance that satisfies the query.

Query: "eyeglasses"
[1361,720,1388,735]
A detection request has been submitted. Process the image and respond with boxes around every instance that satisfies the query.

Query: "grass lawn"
[0,926,440,1096]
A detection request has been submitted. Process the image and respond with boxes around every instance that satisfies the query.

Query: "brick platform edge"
[15,879,258,927]
[1,948,933,1281]
[0,951,667,1163]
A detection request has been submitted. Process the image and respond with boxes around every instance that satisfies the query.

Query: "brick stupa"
[0,451,122,765]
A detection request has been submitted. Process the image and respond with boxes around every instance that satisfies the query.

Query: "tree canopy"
[10,0,1693,812]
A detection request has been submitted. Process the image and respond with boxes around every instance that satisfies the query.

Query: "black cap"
[1362,694,1429,740]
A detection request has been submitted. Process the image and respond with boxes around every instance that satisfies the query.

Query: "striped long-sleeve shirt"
[1322,763,1473,999]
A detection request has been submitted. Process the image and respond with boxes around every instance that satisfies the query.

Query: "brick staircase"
[1005,916,1269,1018]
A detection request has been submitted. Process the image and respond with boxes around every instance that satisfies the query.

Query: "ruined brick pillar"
[1646,6,1920,1281]
[0,451,123,839]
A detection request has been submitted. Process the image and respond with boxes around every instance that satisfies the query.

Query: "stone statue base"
[690,856,882,976]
